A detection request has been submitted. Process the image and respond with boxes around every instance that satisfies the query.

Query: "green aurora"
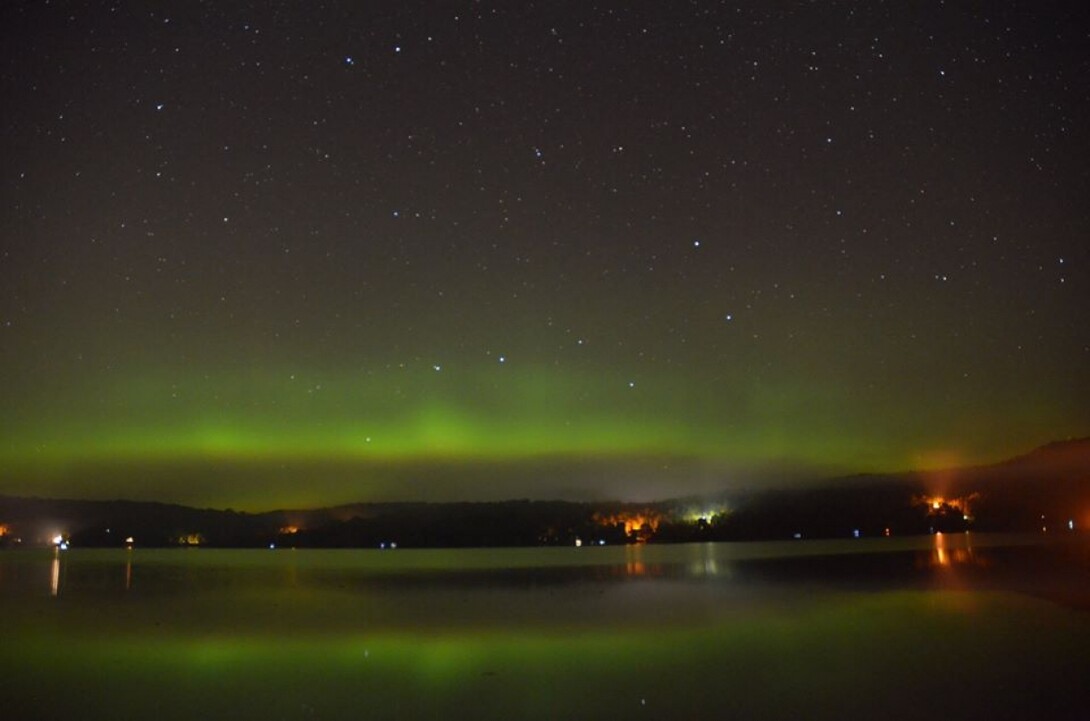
[2,1,1088,509]
[2,358,1082,509]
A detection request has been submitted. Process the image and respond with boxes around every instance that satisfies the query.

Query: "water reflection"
[4,540,1090,721]
[50,548,60,597]
[22,535,1074,609]
[624,545,647,577]
[923,532,980,569]
[687,543,729,579]
[935,532,948,567]
[610,543,736,580]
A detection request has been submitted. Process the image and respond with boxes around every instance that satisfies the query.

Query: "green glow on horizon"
[1,361,1066,477]
[3,0,1087,512]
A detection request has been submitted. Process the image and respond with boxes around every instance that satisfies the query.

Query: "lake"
[2,534,1089,720]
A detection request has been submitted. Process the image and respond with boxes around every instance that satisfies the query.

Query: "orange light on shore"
[917,493,979,517]
[593,511,662,540]
[0,524,8,537]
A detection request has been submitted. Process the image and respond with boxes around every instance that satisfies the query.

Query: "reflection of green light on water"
[5,590,1090,720]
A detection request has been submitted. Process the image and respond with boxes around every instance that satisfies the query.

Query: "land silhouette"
[2,438,1087,549]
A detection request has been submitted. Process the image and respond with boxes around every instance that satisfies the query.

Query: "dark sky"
[2,1,1088,510]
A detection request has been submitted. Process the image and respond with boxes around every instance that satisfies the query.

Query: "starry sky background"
[2,1,1088,510]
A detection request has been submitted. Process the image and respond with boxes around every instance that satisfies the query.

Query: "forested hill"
[1,438,1087,547]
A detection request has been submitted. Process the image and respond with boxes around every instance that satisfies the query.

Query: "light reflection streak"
[50,548,60,597]
[624,545,646,577]
[125,550,132,591]
[927,532,979,569]
[688,544,726,578]
[935,533,948,567]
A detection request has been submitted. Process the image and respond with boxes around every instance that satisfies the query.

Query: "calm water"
[2,534,1089,720]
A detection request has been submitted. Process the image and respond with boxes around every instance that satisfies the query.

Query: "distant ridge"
[1005,437,1090,469]
[1,438,1088,547]
[1025,436,1090,454]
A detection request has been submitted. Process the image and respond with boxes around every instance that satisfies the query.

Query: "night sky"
[2,2,1087,510]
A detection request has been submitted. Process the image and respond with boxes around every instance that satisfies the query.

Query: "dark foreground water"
[2,534,1089,720]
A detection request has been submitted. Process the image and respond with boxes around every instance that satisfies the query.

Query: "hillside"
[1,439,1087,547]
